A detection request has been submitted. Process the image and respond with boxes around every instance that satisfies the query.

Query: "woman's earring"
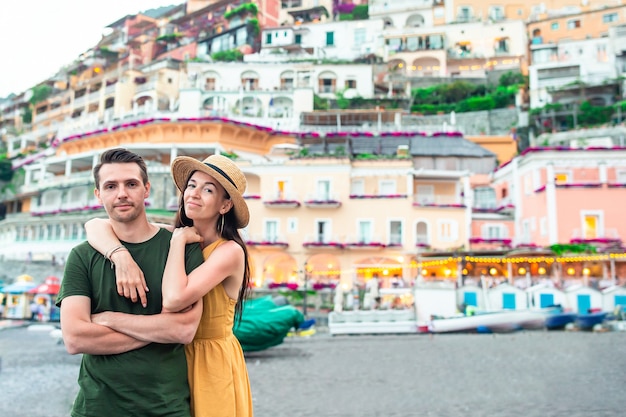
[219,214,225,236]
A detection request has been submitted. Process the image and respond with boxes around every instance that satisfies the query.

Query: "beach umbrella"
[16,274,34,282]
[3,281,37,294]
[28,277,61,295]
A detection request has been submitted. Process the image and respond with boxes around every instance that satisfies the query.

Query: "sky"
[0,0,181,98]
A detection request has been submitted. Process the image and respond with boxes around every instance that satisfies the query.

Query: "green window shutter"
[326,32,334,46]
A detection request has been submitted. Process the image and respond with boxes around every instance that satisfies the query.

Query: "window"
[281,77,294,90]
[482,224,507,239]
[320,78,335,93]
[582,213,600,239]
[354,28,366,46]
[345,79,356,89]
[285,217,297,233]
[551,22,559,30]
[387,37,402,51]
[438,220,458,241]
[416,185,434,204]
[489,6,504,21]
[416,221,429,244]
[275,179,291,199]
[554,172,570,184]
[597,44,608,62]
[379,180,396,195]
[326,32,334,46]
[389,220,402,245]
[603,13,618,23]
[357,220,373,243]
[458,7,471,21]
[205,77,216,90]
[315,220,330,243]
[537,65,580,80]
[265,220,279,242]
[295,34,301,44]
[265,33,272,44]
[473,187,496,209]
[351,179,365,195]
[567,19,581,29]
[316,179,331,200]
[70,223,81,240]
[494,37,509,54]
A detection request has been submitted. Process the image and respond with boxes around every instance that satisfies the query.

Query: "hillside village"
[1,0,626,294]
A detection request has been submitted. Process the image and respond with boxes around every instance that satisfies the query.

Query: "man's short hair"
[93,148,149,188]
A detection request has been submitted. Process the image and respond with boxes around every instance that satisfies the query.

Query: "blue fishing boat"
[544,311,578,330]
[575,311,608,330]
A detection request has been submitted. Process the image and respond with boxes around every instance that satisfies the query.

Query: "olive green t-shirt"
[57,228,204,417]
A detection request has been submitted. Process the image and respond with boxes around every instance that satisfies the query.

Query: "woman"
[86,154,253,416]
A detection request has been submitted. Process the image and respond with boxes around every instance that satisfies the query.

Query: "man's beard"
[108,201,141,223]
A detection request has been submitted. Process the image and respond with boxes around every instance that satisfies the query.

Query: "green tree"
[499,71,525,87]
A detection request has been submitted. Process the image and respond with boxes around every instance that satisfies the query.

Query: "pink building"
[491,146,626,248]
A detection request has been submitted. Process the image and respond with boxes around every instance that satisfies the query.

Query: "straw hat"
[171,154,249,228]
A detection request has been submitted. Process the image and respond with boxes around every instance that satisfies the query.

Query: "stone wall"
[402,108,519,136]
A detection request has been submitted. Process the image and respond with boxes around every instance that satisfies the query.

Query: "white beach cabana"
[487,283,529,311]
[526,283,566,310]
[564,284,603,313]
[601,285,626,313]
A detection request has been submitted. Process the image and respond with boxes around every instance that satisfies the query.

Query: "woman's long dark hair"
[174,173,251,326]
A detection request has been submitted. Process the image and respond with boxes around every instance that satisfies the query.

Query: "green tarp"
[234,296,305,352]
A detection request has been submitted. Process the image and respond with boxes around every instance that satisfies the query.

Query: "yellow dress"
[185,239,253,417]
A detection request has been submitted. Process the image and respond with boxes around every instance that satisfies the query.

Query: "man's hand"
[110,250,149,307]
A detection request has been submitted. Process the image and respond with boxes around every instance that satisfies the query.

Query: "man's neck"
[111,218,159,244]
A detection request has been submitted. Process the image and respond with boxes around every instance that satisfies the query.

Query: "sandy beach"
[1,322,624,417]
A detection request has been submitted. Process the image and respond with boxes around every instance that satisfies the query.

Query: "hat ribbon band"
[204,162,237,190]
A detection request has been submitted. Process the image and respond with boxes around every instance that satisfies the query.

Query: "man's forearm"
[63,321,149,355]
[92,303,200,345]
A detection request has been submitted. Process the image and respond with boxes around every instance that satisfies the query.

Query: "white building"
[254,18,386,63]
[529,37,617,108]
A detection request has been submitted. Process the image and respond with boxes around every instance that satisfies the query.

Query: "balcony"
[369,0,431,14]
[303,235,344,249]
[345,236,386,250]
[350,194,407,200]
[263,192,301,208]
[246,235,289,248]
[473,201,515,214]
[413,195,465,208]
[303,193,341,208]
[469,237,512,246]
[570,229,621,245]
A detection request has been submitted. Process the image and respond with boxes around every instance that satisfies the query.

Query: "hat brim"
[171,156,250,228]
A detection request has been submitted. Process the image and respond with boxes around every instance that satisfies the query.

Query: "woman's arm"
[84,218,149,307]
[162,227,243,311]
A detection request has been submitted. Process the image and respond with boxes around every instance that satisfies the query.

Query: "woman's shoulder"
[211,239,243,258]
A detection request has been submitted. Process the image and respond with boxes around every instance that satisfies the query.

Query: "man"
[56,148,204,417]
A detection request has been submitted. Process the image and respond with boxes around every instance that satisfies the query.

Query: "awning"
[28,277,61,295]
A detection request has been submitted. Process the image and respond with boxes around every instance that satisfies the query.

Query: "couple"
[56,148,253,416]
